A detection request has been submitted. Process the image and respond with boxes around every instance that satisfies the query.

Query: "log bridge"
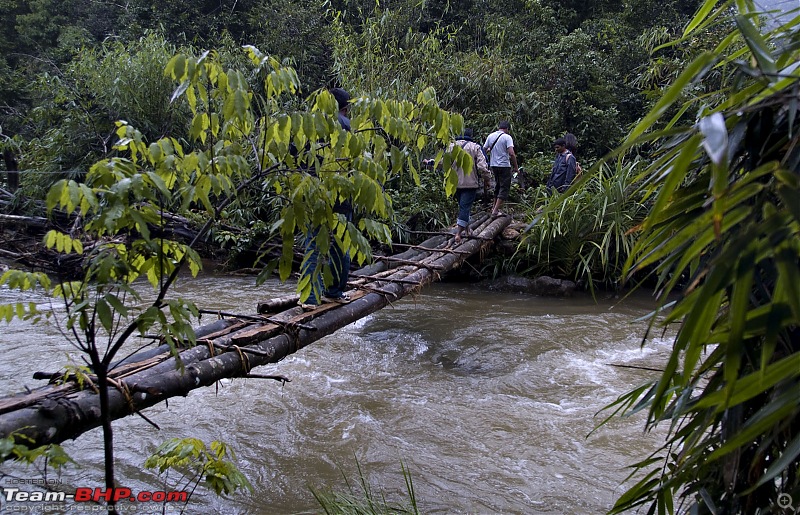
[0,214,512,449]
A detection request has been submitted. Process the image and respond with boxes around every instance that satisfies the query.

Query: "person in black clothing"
[331,87,351,132]
[298,88,354,308]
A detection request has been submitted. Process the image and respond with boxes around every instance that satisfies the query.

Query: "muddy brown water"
[0,274,671,513]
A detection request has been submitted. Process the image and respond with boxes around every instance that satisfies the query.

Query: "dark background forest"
[0,0,709,284]
[1,0,703,179]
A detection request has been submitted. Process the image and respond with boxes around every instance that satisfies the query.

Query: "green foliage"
[516,160,647,288]
[160,45,467,299]
[532,27,628,155]
[70,34,187,142]
[330,10,457,103]
[0,433,73,469]
[326,0,699,164]
[0,270,52,323]
[243,0,333,91]
[387,167,455,238]
[602,1,800,512]
[311,459,418,515]
[15,33,188,200]
[2,0,706,201]
[145,438,252,498]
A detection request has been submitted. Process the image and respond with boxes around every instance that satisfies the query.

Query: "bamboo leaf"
[735,14,777,77]
[683,0,728,37]
[640,135,701,232]
[626,53,716,145]
[757,431,800,487]
[692,353,800,411]
[724,243,755,397]
[707,387,797,463]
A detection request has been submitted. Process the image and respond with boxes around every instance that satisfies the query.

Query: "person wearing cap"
[298,87,354,309]
[330,87,351,132]
[483,120,518,218]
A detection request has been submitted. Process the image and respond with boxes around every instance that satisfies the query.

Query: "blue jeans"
[300,222,351,305]
[456,188,477,228]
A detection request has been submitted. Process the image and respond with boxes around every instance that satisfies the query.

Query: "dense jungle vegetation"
[0,0,707,288]
[1,0,799,513]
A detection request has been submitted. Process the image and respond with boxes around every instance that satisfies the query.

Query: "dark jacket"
[547,151,577,193]
[291,112,353,217]
[333,112,353,217]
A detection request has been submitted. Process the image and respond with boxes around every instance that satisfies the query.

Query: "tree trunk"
[3,150,19,193]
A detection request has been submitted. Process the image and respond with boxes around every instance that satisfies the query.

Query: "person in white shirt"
[483,120,518,218]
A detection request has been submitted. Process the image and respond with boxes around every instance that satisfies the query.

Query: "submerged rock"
[487,275,576,297]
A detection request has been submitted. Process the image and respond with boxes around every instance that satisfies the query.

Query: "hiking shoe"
[297,301,319,311]
[321,293,352,304]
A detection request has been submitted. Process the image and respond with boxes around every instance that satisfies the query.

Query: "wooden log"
[348,275,421,286]
[372,256,446,270]
[387,244,474,254]
[257,294,302,314]
[352,234,449,277]
[0,213,49,228]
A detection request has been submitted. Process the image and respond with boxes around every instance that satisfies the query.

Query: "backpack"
[567,153,582,179]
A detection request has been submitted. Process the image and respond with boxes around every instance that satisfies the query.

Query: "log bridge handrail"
[0,214,512,449]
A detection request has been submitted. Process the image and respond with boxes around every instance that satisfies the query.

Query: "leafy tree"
[622,0,704,33]
[329,8,456,102]
[0,0,45,178]
[530,27,629,156]
[117,0,256,44]
[14,34,187,200]
[8,0,100,62]
[242,0,334,92]
[603,1,800,512]
[0,46,467,506]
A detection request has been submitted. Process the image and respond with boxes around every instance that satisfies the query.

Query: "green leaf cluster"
[0,270,51,323]
[144,437,252,498]
[0,432,73,469]
[604,1,800,512]
[160,46,465,301]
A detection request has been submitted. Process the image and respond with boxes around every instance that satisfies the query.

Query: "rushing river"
[0,273,672,514]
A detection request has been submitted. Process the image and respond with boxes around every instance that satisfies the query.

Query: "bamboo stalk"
[348,275,421,286]
[372,256,446,270]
